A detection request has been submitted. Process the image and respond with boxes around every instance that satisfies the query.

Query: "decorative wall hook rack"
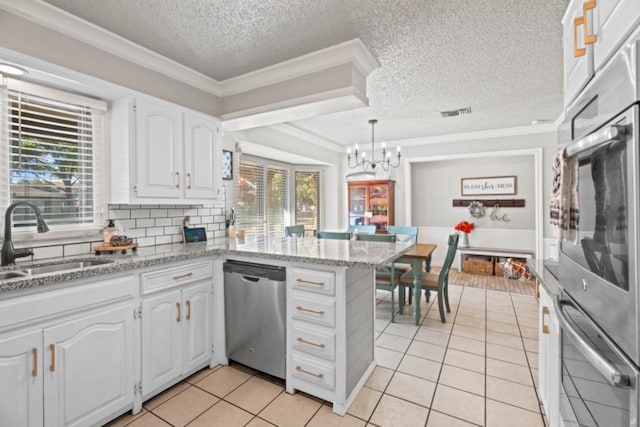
[452,199,525,208]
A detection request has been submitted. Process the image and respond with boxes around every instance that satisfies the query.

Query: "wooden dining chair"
[348,224,377,235]
[399,233,459,323]
[285,224,305,237]
[387,226,419,303]
[356,233,401,321]
[316,231,351,240]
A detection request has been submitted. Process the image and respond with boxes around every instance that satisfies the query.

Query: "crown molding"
[220,38,379,96]
[391,122,558,147]
[0,0,222,95]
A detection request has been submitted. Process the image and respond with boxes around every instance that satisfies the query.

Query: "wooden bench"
[456,246,534,274]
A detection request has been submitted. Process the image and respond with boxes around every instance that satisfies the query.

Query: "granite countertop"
[527,258,561,296]
[0,236,414,294]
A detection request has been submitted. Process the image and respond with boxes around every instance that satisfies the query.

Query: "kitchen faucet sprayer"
[1,201,49,266]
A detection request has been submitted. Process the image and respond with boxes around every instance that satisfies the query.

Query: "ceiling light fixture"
[0,63,27,76]
[347,119,400,174]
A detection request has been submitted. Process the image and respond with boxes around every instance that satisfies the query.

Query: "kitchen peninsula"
[0,237,413,425]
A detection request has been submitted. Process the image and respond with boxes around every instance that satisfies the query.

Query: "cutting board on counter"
[94,243,138,255]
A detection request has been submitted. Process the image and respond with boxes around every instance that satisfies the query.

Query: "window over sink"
[1,79,106,236]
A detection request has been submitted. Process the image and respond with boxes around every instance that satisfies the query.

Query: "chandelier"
[347,119,401,172]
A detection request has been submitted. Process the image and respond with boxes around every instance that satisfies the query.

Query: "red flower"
[454,220,474,234]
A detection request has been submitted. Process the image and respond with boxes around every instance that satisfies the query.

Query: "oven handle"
[553,296,630,387]
[565,124,626,157]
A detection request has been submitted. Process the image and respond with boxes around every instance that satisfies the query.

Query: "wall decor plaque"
[461,176,516,196]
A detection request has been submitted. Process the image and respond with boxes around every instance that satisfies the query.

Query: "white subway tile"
[32,246,63,260]
[146,227,164,237]
[108,210,131,220]
[172,217,184,226]
[211,208,223,215]
[214,230,226,238]
[189,216,202,224]
[150,209,168,218]
[197,208,210,216]
[214,215,225,223]
[155,235,172,245]
[184,208,199,216]
[63,243,91,256]
[136,237,156,247]
[172,235,183,243]
[164,226,181,235]
[126,228,146,238]
[130,209,150,219]
[155,217,172,227]
[201,216,214,224]
[136,218,155,228]
[167,208,184,217]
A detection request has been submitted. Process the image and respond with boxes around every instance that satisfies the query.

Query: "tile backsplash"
[14,202,226,262]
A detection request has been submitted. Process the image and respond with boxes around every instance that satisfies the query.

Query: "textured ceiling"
[42,0,568,146]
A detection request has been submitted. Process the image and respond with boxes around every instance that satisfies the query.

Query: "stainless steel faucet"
[1,201,49,266]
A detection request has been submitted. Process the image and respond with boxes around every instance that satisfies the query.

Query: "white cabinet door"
[141,289,182,395]
[134,99,183,199]
[538,285,560,427]
[593,0,640,70]
[181,282,212,373]
[184,113,219,200]
[0,330,43,427]
[43,304,134,427]
[563,0,595,106]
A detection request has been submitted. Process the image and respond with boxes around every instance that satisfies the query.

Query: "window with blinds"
[2,80,105,231]
[235,158,289,238]
[295,171,320,236]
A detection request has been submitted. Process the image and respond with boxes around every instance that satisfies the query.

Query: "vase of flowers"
[454,220,474,248]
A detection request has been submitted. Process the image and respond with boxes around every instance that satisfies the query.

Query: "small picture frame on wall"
[222,150,233,180]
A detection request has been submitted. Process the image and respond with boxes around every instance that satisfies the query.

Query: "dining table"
[395,243,437,325]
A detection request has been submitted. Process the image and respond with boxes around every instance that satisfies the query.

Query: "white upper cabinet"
[134,99,183,199]
[110,97,221,204]
[183,113,219,200]
[592,0,640,71]
[563,0,640,107]
[563,0,595,106]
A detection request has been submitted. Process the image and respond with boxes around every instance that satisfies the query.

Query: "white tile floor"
[108,280,543,426]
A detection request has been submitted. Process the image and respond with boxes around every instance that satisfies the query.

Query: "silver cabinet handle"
[565,124,626,156]
[553,296,630,387]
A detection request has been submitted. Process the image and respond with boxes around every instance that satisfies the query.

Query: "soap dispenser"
[103,219,118,245]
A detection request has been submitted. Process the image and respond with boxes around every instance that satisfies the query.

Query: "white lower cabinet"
[141,262,212,398]
[538,284,561,427]
[0,302,134,427]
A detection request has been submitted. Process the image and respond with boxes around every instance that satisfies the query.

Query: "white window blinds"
[1,80,105,231]
[295,171,321,236]
[235,157,290,238]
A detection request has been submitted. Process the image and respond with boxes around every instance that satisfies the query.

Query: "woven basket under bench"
[462,255,494,276]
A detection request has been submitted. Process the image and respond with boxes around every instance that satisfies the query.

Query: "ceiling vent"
[439,107,472,117]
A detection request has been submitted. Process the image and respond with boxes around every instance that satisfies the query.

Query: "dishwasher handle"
[241,275,261,283]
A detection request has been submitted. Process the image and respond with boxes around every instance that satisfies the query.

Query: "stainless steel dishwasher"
[223,260,286,379]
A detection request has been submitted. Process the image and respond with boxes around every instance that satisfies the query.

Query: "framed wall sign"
[222,150,233,180]
[461,176,517,196]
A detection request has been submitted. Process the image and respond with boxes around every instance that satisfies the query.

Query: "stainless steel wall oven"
[558,28,640,427]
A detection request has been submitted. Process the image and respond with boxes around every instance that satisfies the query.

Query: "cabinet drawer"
[141,260,212,295]
[291,322,335,361]
[290,268,335,296]
[291,293,335,328]
[290,353,335,390]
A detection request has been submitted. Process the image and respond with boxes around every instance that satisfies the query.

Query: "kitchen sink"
[0,271,27,280]
[21,259,114,276]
